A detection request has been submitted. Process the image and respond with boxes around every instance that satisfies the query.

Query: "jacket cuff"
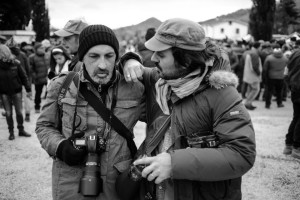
[117,52,143,74]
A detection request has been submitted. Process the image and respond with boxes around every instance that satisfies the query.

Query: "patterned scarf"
[155,65,209,115]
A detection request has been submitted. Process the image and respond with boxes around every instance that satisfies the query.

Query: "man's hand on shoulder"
[124,59,144,83]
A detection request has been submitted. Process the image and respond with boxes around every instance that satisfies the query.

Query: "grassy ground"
[0,98,299,200]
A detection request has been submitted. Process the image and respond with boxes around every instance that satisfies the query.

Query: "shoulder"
[47,72,68,92]
[208,70,239,89]
[117,72,144,98]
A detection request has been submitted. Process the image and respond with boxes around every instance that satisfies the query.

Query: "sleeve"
[171,87,256,181]
[35,77,66,156]
[251,54,261,76]
[17,62,31,92]
[117,52,143,74]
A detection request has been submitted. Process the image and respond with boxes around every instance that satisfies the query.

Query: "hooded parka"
[137,50,256,200]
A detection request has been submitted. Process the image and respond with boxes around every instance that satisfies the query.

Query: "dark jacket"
[0,59,31,95]
[287,49,300,90]
[138,50,255,200]
[29,53,49,85]
[16,51,32,84]
[263,51,288,80]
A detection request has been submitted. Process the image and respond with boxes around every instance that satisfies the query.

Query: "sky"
[46,0,253,29]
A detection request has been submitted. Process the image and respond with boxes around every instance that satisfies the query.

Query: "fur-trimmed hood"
[208,70,239,89]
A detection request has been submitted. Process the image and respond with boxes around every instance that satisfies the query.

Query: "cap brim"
[54,29,74,37]
[145,37,172,51]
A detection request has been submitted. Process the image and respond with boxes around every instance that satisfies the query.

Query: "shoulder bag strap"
[145,115,171,155]
[79,82,137,158]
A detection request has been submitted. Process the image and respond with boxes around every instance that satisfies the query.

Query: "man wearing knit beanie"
[36,24,146,200]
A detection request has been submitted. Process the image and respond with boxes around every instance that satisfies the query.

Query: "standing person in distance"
[0,44,32,140]
[48,46,72,81]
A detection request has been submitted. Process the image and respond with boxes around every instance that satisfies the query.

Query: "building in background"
[0,30,36,44]
[200,18,248,41]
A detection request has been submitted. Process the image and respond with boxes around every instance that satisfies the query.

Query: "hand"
[56,132,87,166]
[133,152,172,184]
[124,59,144,83]
[26,92,32,100]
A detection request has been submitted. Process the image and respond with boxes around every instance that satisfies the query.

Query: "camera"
[74,134,107,197]
[129,163,146,181]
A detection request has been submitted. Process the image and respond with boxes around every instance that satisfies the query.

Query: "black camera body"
[74,134,107,197]
[129,163,146,181]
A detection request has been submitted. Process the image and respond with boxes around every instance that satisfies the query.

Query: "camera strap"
[78,80,138,158]
[145,115,171,155]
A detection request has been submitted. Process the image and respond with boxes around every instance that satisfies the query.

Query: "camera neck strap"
[145,115,171,155]
[77,78,137,158]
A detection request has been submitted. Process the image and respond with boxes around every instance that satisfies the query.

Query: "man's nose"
[97,59,107,69]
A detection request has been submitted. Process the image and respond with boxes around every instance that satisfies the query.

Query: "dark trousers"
[285,90,300,148]
[34,83,45,110]
[265,79,284,106]
[241,82,248,98]
[1,92,24,132]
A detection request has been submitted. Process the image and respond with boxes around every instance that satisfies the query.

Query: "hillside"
[199,9,250,25]
[114,17,161,39]
[199,9,250,24]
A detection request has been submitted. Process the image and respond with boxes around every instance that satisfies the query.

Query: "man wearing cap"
[124,18,256,200]
[36,24,146,200]
[54,19,88,72]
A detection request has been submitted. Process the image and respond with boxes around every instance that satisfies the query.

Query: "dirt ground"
[0,98,299,200]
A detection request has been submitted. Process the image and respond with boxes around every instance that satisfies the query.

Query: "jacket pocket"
[52,159,83,200]
[107,159,132,184]
[114,99,141,127]
[61,97,88,131]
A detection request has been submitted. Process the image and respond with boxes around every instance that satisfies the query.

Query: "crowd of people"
[0,17,298,200]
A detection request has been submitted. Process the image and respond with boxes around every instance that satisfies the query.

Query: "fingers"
[133,156,154,166]
[123,60,144,82]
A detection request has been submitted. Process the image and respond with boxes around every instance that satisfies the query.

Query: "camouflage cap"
[145,18,206,51]
[54,19,88,37]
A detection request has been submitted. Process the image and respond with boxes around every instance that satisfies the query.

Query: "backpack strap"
[57,71,78,133]
[57,71,77,110]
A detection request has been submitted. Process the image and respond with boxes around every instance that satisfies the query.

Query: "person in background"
[6,38,32,122]
[283,47,300,159]
[263,44,288,109]
[137,27,156,68]
[54,19,88,72]
[243,42,262,110]
[0,44,32,140]
[258,41,273,101]
[48,46,71,81]
[29,42,50,113]
[225,43,239,72]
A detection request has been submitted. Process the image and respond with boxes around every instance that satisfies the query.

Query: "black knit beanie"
[78,25,119,61]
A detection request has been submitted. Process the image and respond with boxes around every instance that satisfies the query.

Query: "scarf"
[155,61,211,115]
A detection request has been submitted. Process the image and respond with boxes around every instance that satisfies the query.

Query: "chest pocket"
[114,99,140,126]
[61,97,88,131]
